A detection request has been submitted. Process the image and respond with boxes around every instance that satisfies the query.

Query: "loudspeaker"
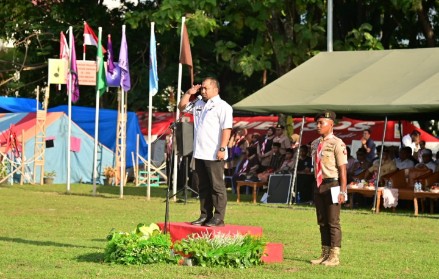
[175,122,193,156]
[267,173,292,204]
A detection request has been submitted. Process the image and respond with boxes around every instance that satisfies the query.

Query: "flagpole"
[147,22,156,200]
[172,16,186,200]
[120,87,125,198]
[92,27,103,196]
[67,26,73,193]
[83,22,86,60]
[120,24,127,199]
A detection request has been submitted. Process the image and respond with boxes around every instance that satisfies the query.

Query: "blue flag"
[149,24,158,96]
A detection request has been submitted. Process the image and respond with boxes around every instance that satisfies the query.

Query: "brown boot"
[321,247,340,266]
[310,246,330,265]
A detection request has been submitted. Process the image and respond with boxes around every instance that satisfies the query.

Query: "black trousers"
[314,180,342,248]
[194,159,227,221]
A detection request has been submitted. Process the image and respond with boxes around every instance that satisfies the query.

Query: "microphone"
[183,95,202,112]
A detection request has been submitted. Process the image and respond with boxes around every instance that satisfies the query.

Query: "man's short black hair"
[410,130,421,136]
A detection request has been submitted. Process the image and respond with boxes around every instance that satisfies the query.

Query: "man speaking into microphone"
[178,77,233,227]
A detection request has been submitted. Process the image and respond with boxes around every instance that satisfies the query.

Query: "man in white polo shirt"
[178,77,233,227]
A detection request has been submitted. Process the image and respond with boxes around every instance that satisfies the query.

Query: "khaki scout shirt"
[273,134,291,154]
[311,133,348,179]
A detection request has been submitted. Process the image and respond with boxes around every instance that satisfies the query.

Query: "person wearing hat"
[415,149,437,173]
[310,110,348,267]
[273,124,291,155]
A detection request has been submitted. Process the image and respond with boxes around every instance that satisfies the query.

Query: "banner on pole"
[48,59,68,84]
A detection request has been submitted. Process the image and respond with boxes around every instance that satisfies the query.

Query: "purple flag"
[106,34,121,87]
[107,34,115,74]
[118,26,131,92]
[68,32,79,103]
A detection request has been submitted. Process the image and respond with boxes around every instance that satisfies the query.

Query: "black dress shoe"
[204,217,225,227]
[190,216,208,226]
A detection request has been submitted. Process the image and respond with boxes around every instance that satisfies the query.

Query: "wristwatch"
[339,191,347,200]
[219,147,226,152]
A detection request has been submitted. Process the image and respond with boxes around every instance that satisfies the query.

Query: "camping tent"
[0,112,115,184]
[0,96,42,113]
[49,105,147,168]
[233,48,439,118]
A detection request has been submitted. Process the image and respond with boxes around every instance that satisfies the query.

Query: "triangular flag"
[179,22,193,85]
[119,25,131,92]
[149,24,158,96]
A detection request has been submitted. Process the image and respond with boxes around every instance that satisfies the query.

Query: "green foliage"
[173,231,266,268]
[0,162,8,180]
[104,223,178,265]
[43,170,56,178]
[2,0,439,113]
[337,23,384,51]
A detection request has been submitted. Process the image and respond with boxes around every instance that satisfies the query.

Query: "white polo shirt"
[190,95,233,161]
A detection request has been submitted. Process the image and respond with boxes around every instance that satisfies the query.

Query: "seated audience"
[346,146,356,174]
[232,146,260,185]
[257,127,276,171]
[348,148,372,180]
[394,146,415,170]
[296,145,314,203]
[364,148,397,181]
[417,140,426,163]
[273,124,291,155]
[297,145,313,174]
[257,143,285,183]
[277,148,296,173]
[248,132,260,148]
[415,149,437,173]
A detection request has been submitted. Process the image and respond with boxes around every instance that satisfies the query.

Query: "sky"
[103,0,140,9]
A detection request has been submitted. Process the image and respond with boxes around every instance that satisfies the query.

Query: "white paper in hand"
[331,186,340,204]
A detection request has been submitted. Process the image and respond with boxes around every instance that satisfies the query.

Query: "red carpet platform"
[157,222,283,263]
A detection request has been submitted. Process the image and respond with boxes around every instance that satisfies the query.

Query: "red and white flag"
[84,21,99,46]
[83,22,106,54]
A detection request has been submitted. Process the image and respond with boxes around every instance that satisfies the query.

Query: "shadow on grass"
[76,252,105,263]
[0,236,101,249]
[94,185,169,198]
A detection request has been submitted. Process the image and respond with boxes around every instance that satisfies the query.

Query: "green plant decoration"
[173,231,266,268]
[104,223,178,265]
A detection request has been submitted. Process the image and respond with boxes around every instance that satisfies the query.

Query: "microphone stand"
[159,105,198,234]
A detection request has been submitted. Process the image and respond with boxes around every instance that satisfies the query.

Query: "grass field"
[0,183,438,279]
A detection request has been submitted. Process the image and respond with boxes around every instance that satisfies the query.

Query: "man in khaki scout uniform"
[310,110,348,266]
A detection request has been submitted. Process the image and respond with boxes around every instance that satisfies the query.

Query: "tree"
[1,0,439,134]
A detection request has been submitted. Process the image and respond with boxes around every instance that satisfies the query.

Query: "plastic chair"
[138,170,160,187]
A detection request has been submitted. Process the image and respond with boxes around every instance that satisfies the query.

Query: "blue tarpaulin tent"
[0,112,114,184]
[0,96,42,112]
[48,105,147,167]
